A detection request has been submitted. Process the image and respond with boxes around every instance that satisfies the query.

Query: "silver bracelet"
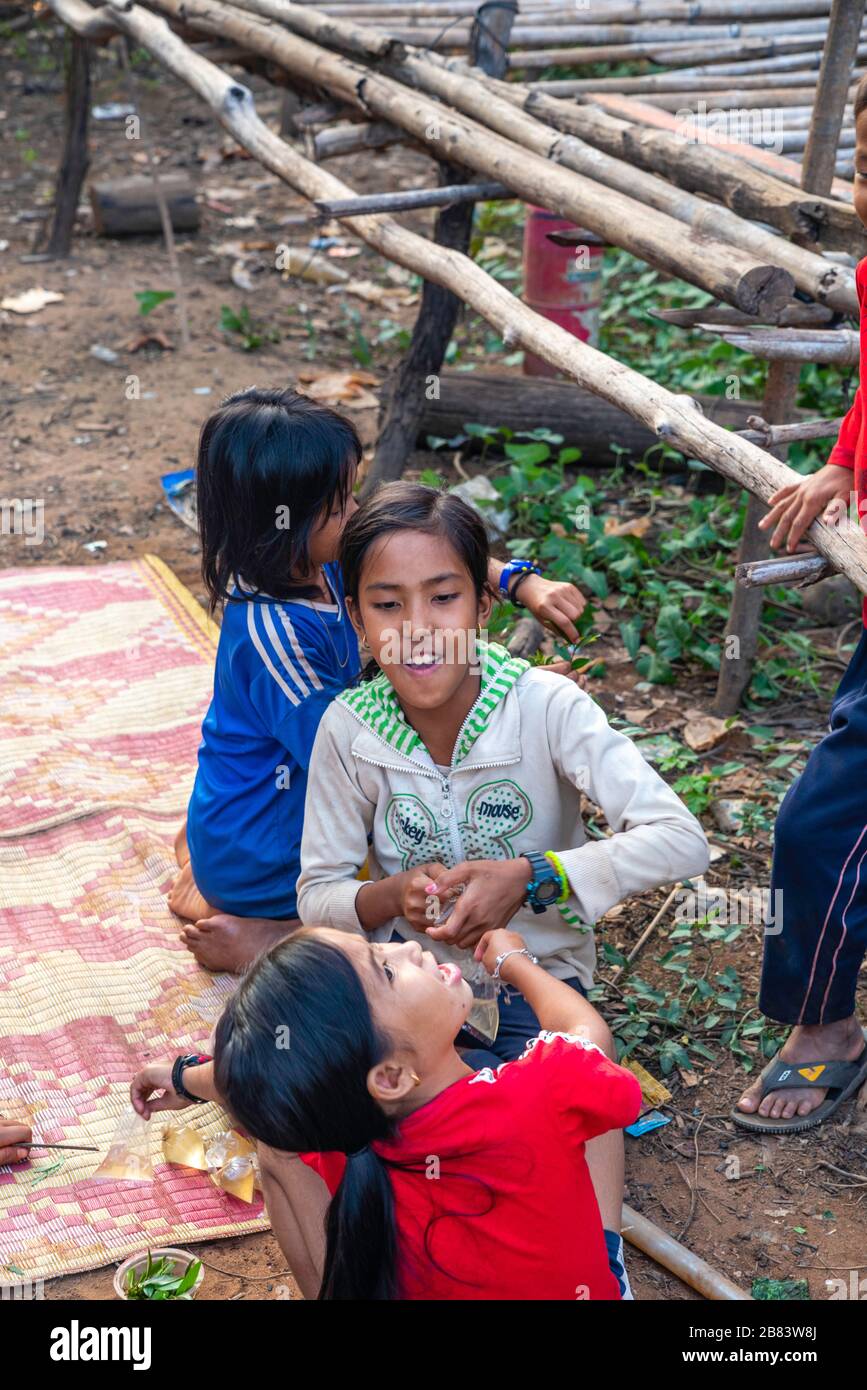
[493,947,539,979]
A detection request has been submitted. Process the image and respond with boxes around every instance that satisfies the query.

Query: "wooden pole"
[146,0,798,318]
[368,0,517,495]
[713,361,802,716]
[714,0,866,715]
[46,32,91,259]
[42,0,867,605]
[802,0,866,193]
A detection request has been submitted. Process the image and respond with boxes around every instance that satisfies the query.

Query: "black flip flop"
[731,1032,867,1135]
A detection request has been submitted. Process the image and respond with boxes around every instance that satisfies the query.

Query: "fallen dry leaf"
[683,715,731,752]
[298,368,381,408]
[623,707,649,725]
[603,514,653,539]
[341,277,416,308]
[1,287,64,315]
[124,331,174,353]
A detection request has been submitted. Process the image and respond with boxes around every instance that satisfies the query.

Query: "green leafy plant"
[124,1251,201,1301]
[220,304,279,352]
[135,290,175,317]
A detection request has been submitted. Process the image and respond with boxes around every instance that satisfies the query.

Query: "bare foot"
[737,1015,865,1121]
[181,913,297,973]
[168,861,214,923]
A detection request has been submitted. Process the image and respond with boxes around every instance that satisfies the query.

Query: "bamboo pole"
[43,0,867,605]
[508,31,836,70]
[357,35,856,313]
[368,0,517,493]
[622,1205,752,1300]
[803,0,866,193]
[292,2,832,18]
[239,0,861,258]
[737,552,832,586]
[698,325,860,363]
[144,0,799,319]
[738,413,843,445]
[585,94,856,219]
[316,181,511,215]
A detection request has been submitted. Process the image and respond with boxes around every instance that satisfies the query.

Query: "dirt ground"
[3,24,867,1305]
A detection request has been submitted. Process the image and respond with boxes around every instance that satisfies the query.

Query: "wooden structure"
[40,0,867,713]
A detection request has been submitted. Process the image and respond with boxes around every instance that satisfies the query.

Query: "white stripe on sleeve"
[275,605,324,691]
[247,603,301,706]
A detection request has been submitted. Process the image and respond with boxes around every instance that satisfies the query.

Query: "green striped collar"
[338,641,528,765]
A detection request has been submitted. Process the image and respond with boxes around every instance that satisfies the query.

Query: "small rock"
[449,476,511,540]
[90,343,120,365]
[711,798,748,833]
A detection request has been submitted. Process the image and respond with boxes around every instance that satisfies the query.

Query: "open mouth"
[402,655,442,676]
[438,962,463,988]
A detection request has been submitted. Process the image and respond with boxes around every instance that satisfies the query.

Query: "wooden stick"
[312,119,412,159]
[581,94,855,206]
[652,303,834,328]
[316,181,510,215]
[737,413,844,445]
[508,31,837,70]
[737,552,832,587]
[45,0,867,603]
[441,69,860,251]
[360,35,855,311]
[46,31,91,258]
[696,325,860,364]
[609,885,680,984]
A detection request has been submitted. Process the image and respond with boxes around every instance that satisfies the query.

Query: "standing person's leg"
[737,630,867,1125]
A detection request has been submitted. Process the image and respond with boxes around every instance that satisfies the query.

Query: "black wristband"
[509,568,534,608]
[171,1053,211,1103]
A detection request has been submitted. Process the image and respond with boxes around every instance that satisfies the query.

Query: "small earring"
[410,1071,421,1087]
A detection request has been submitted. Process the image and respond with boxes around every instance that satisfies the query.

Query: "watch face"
[537,880,560,904]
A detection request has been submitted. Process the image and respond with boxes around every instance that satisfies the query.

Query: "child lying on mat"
[169,387,587,973]
[131,926,642,1300]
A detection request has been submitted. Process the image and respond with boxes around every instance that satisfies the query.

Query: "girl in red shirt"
[132,926,641,1300]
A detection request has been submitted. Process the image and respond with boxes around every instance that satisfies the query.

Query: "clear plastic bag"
[92,1107,154,1183]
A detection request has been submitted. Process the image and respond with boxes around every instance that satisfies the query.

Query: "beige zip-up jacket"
[296,643,708,986]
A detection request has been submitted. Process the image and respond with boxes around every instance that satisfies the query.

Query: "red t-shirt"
[827,256,867,626]
[301,1032,642,1301]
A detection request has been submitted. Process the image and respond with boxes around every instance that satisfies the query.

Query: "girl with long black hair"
[131,924,641,1300]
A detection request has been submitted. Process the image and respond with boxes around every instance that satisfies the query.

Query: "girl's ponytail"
[321,1146,398,1300]
[214,931,401,1300]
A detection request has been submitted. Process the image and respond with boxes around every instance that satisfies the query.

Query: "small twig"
[195,1255,293,1283]
[609,885,680,985]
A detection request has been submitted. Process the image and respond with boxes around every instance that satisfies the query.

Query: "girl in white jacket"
[298,481,708,1036]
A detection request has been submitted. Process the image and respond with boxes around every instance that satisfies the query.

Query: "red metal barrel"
[521,205,605,377]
